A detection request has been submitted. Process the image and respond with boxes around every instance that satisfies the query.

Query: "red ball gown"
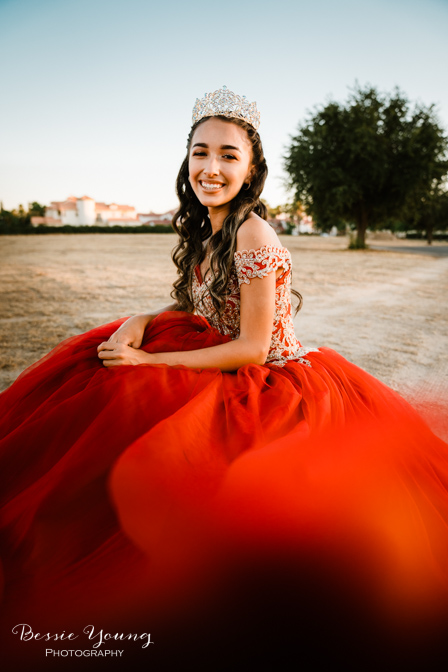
[1,244,448,668]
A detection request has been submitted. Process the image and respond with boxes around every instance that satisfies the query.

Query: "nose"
[203,155,220,177]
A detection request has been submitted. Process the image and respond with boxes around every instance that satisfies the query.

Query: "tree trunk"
[354,204,368,248]
[426,221,433,245]
[356,224,366,248]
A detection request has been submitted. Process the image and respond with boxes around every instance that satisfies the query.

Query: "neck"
[208,204,230,235]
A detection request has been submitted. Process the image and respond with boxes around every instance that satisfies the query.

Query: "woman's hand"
[97,342,157,367]
[107,314,150,349]
[107,302,178,349]
[98,302,180,367]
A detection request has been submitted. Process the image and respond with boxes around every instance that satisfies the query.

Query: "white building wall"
[107,209,136,220]
[76,198,96,225]
[45,208,60,219]
[62,210,79,225]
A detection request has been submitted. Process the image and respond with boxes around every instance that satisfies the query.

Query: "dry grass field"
[1,233,447,438]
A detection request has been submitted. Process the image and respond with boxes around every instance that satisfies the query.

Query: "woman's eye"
[192,152,236,160]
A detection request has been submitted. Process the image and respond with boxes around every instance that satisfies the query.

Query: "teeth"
[201,181,223,190]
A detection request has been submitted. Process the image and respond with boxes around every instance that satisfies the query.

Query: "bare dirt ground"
[1,233,447,439]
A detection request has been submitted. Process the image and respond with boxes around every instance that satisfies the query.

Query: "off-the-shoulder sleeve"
[234,244,291,286]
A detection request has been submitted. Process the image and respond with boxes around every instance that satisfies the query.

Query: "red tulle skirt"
[1,312,448,667]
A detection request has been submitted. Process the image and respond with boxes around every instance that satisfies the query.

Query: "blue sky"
[1,0,447,213]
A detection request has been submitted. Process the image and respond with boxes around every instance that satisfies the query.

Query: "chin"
[197,195,232,209]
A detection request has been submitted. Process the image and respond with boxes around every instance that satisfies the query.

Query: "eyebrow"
[192,142,241,151]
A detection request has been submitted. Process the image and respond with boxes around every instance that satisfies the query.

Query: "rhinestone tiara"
[192,85,261,131]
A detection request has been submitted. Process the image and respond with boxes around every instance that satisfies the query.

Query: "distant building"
[30,196,176,227]
[297,214,314,234]
[268,212,315,235]
[138,209,177,226]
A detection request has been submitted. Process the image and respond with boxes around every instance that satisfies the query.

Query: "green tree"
[261,199,283,219]
[0,203,31,233]
[29,201,46,217]
[411,186,448,244]
[283,199,303,222]
[283,84,448,248]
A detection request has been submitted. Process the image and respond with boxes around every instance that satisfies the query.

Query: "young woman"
[1,87,448,666]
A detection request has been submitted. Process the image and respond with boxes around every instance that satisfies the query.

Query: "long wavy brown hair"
[170,115,302,317]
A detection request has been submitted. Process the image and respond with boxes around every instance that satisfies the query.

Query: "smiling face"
[188,117,254,218]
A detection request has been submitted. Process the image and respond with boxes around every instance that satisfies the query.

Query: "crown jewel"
[192,85,260,131]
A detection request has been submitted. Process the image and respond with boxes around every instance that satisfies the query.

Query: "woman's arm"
[98,217,281,371]
[106,301,178,348]
[98,272,275,371]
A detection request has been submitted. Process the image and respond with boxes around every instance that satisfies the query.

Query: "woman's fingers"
[97,342,150,367]
[98,343,126,357]
[98,341,124,352]
[98,348,118,359]
[101,358,121,367]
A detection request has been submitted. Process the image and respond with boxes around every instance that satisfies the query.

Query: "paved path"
[370,244,448,258]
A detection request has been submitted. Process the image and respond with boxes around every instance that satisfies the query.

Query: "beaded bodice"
[192,244,319,367]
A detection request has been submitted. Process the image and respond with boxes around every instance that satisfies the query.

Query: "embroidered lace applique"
[192,244,320,367]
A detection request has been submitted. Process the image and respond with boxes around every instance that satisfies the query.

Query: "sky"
[1,0,447,214]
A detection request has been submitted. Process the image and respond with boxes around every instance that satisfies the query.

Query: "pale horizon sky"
[1,0,447,214]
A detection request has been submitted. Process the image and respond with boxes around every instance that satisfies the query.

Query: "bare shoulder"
[236,212,282,252]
